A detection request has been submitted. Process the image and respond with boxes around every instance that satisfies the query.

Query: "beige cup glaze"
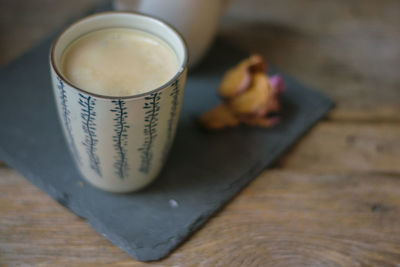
[49,12,188,193]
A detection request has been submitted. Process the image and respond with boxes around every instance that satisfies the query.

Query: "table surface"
[1,0,399,266]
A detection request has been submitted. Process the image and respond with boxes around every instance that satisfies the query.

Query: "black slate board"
[0,3,334,262]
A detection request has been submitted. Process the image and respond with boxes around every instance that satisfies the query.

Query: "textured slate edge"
[0,59,333,262]
[0,49,334,263]
[136,90,334,261]
[0,0,114,223]
[76,77,334,261]
[0,1,335,261]
[0,0,143,257]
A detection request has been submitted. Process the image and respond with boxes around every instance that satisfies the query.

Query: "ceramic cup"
[49,12,188,193]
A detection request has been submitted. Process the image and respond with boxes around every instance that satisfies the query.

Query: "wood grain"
[281,122,400,173]
[1,168,400,266]
[221,0,400,121]
[1,0,400,266]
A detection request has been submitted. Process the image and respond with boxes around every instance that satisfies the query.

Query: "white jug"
[114,0,232,67]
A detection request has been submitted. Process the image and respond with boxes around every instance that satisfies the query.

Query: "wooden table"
[1,0,400,265]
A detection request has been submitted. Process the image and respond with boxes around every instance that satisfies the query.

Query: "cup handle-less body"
[113,0,232,67]
[50,12,188,193]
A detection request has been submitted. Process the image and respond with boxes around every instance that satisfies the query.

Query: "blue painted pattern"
[79,93,101,176]
[111,99,130,179]
[138,92,161,173]
[162,79,180,162]
[56,77,80,163]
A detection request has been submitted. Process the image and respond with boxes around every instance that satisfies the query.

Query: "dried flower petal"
[218,54,267,99]
[218,64,252,99]
[198,104,240,130]
[267,74,285,112]
[247,54,267,73]
[269,74,285,93]
[198,55,284,131]
[229,73,270,115]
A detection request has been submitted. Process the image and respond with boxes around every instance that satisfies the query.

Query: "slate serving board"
[0,2,334,262]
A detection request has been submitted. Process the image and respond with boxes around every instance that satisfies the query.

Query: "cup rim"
[50,11,188,100]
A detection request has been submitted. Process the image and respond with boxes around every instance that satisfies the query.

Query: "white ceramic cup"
[50,12,188,193]
[114,0,232,67]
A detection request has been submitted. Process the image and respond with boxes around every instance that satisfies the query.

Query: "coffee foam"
[61,28,179,96]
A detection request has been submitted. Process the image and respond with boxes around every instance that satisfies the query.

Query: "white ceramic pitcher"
[114,0,232,67]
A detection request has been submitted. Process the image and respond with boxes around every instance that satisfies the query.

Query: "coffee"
[61,27,179,96]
